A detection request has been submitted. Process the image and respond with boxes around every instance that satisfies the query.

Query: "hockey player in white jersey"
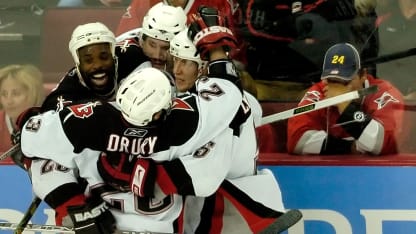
[167,25,299,233]
[97,6,302,233]
[19,6,301,234]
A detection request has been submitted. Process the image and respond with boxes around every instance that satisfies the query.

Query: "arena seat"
[39,7,125,83]
[259,101,297,152]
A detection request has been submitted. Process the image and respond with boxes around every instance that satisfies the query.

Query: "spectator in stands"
[357,0,416,100]
[0,64,44,154]
[235,0,379,101]
[287,43,404,155]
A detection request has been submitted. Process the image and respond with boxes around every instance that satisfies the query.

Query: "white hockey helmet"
[69,22,116,65]
[170,29,207,72]
[141,2,187,42]
[116,67,173,126]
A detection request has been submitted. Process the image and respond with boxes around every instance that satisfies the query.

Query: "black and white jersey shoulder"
[41,68,102,112]
[115,38,149,81]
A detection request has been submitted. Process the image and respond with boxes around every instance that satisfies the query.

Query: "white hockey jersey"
[22,62,285,233]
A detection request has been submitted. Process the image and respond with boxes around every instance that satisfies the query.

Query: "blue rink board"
[264,165,416,234]
[1,164,416,234]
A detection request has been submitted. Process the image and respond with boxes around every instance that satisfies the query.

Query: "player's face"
[0,76,31,121]
[141,37,171,70]
[77,43,116,95]
[172,57,199,92]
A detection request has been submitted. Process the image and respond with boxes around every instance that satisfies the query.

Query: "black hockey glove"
[11,106,42,145]
[188,6,237,60]
[65,195,116,234]
[9,107,41,170]
[130,158,157,197]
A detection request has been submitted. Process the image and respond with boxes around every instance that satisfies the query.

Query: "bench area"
[258,100,416,154]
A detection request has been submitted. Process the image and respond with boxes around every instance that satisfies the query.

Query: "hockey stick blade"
[0,143,20,161]
[0,222,174,234]
[259,209,303,234]
[14,196,42,234]
[260,85,378,126]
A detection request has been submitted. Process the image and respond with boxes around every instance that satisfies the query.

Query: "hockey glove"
[11,106,42,145]
[188,6,237,60]
[97,152,135,192]
[130,158,157,197]
[9,107,41,170]
[64,195,116,234]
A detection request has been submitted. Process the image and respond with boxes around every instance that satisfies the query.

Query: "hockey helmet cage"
[69,22,116,65]
[141,2,187,42]
[170,29,207,71]
[116,67,173,126]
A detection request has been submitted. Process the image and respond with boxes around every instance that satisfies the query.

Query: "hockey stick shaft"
[362,48,416,66]
[260,85,378,126]
[0,143,20,161]
[0,222,173,234]
[14,196,42,234]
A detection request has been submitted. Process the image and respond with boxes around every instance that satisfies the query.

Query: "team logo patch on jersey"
[117,39,139,53]
[68,101,100,119]
[227,0,239,14]
[301,90,321,103]
[56,96,72,112]
[353,111,366,122]
[122,6,132,18]
[124,128,148,137]
[374,91,399,110]
[172,98,194,111]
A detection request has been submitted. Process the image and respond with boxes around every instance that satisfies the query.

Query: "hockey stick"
[362,47,416,66]
[259,209,303,234]
[260,85,378,126]
[0,222,173,234]
[14,196,42,234]
[0,143,20,161]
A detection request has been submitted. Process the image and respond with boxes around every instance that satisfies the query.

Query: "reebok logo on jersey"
[73,202,108,222]
[124,128,148,137]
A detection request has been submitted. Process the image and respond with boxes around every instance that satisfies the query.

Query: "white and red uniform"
[115,0,245,63]
[287,75,405,155]
[22,61,285,233]
[116,0,240,36]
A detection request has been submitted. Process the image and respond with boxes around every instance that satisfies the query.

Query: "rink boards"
[1,154,416,234]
